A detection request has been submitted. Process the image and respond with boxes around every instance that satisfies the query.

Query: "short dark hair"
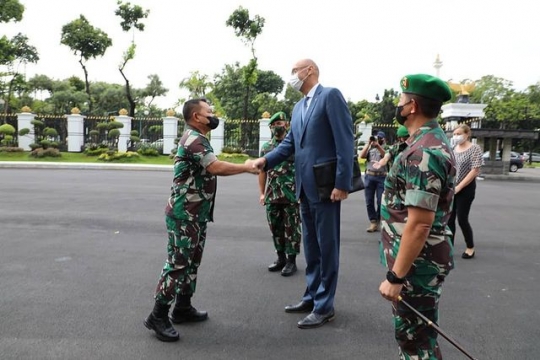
[182,98,207,122]
[408,94,442,119]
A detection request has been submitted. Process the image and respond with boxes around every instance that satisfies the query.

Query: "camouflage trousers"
[154,216,207,306]
[265,202,301,255]
[392,272,447,360]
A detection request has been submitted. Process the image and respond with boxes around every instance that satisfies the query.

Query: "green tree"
[0,0,24,23]
[226,6,265,121]
[60,15,113,114]
[140,74,168,110]
[212,63,283,119]
[115,1,150,116]
[0,33,39,121]
[179,71,212,100]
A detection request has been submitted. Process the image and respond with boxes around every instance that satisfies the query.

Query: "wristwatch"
[386,270,406,284]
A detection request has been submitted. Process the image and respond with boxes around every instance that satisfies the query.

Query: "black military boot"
[281,255,297,277]
[144,301,180,342]
[170,294,208,324]
[268,251,287,272]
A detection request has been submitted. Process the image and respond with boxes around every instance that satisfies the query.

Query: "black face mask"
[273,126,286,137]
[206,116,220,130]
[395,100,413,125]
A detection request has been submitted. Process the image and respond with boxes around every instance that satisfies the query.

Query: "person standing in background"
[359,131,387,232]
[448,123,483,259]
[259,111,301,277]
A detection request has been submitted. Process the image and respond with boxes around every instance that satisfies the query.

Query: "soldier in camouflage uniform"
[378,74,456,359]
[144,98,259,342]
[373,125,410,171]
[259,111,301,277]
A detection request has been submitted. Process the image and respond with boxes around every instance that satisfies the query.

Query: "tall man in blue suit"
[251,59,354,329]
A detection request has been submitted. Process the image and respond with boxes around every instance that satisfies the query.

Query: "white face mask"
[289,73,304,92]
[452,134,465,145]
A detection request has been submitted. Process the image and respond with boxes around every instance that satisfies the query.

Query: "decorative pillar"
[163,109,178,155]
[356,118,373,147]
[258,111,271,156]
[210,118,225,156]
[17,106,35,151]
[67,107,85,152]
[116,109,132,153]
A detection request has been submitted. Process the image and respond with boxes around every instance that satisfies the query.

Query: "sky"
[3,0,540,112]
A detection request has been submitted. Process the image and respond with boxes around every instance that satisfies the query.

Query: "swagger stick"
[397,296,478,360]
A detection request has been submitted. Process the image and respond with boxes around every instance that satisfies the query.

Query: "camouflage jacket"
[260,137,296,204]
[386,141,408,170]
[379,119,456,275]
[165,126,218,222]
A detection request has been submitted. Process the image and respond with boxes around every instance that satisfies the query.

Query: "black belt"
[366,170,387,176]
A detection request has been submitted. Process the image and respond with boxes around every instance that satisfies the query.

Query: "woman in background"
[448,124,483,259]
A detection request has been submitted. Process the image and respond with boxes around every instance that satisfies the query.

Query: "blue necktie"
[301,96,310,126]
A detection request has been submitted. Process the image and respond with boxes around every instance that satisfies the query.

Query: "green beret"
[269,111,288,125]
[396,125,409,138]
[399,74,452,103]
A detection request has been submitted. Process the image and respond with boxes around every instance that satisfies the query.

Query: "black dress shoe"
[281,262,297,277]
[144,312,180,342]
[461,251,475,259]
[170,306,208,324]
[297,311,335,329]
[268,258,287,272]
[285,301,314,313]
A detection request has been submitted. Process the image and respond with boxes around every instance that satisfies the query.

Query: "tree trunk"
[79,57,92,114]
[119,67,136,117]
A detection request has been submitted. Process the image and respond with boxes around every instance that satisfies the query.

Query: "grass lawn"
[0,151,250,164]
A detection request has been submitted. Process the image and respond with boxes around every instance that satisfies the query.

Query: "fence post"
[17,106,35,151]
[258,112,271,156]
[163,109,178,155]
[209,118,225,156]
[67,107,85,152]
[116,109,132,152]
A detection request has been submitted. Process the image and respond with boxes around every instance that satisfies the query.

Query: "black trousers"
[448,181,476,248]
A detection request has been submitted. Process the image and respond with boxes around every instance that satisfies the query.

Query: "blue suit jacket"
[265,85,354,203]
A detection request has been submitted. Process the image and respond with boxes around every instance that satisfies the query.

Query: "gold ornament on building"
[447,80,476,96]
[166,109,175,117]
[119,108,128,115]
[71,107,81,114]
[262,111,271,119]
[21,106,32,113]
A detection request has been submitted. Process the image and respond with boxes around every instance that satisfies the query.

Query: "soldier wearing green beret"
[259,111,301,276]
[378,74,456,359]
[373,125,410,171]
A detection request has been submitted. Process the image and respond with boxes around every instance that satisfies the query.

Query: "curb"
[482,175,540,183]
[1,162,539,182]
[0,161,172,172]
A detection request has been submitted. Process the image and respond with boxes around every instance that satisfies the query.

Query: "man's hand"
[379,279,403,302]
[259,194,265,205]
[244,159,260,174]
[250,157,267,170]
[372,161,383,170]
[330,188,348,202]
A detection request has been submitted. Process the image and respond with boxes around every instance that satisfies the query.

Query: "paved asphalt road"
[0,169,539,360]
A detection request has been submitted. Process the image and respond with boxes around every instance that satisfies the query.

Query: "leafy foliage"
[0,0,24,23]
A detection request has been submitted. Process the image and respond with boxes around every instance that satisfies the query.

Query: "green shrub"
[40,139,51,148]
[18,128,30,136]
[0,124,16,136]
[217,153,249,163]
[43,127,58,137]
[0,146,24,152]
[108,129,120,138]
[29,143,40,150]
[137,146,160,156]
[97,151,140,162]
[222,146,243,154]
[30,147,61,158]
